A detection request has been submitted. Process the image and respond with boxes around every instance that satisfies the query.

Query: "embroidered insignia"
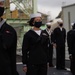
[6,30,10,33]
[42,33,47,36]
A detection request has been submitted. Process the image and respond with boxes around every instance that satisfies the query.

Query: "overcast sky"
[37,0,75,19]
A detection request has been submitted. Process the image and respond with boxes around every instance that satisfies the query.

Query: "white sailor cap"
[71,22,75,26]
[57,19,63,23]
[46,22,51,26]
[30,13,42,19]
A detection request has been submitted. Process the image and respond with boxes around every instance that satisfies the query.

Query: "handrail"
[10,0,32,17]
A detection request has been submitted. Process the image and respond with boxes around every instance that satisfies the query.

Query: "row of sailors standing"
[44,19,66,70]
[22,13,75,75]
[45,19,75,75]
[0,0,75,74]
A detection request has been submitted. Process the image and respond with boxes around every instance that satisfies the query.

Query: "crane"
[3,0,37,55]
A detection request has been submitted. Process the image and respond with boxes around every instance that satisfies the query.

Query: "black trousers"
[48,44,53,66]
[26,64,47,75]
[56,45,65,69]
[70,55,75,75]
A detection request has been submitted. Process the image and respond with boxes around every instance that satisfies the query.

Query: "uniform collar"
[46,28,52,35]
[0,19,5,28]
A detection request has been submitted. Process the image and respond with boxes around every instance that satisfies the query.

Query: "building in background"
[62,3,75,32]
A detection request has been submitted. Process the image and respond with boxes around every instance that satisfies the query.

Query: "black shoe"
[49,64,54,67]
[61,68,67,70]
[56,67,66,70]
[56,67,62,70]
[56,68,62,70]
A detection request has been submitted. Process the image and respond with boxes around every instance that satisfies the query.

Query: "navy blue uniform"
[0,21,17,75]
[67,29,75,75]
[43,29,54,67]
[22,30,49,75]
[53,27,66,69]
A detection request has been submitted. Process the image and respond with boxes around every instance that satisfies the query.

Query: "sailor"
[22,13,49,75]
[43,22,54,67]
[0,0,18,75]
[53,19,66,70]
[67,22,75,75]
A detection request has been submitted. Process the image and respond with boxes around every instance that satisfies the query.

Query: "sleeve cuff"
[23,64,27,67]
[69,54,72,56]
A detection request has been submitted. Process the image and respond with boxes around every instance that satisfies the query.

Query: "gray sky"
[37,0,75,19]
